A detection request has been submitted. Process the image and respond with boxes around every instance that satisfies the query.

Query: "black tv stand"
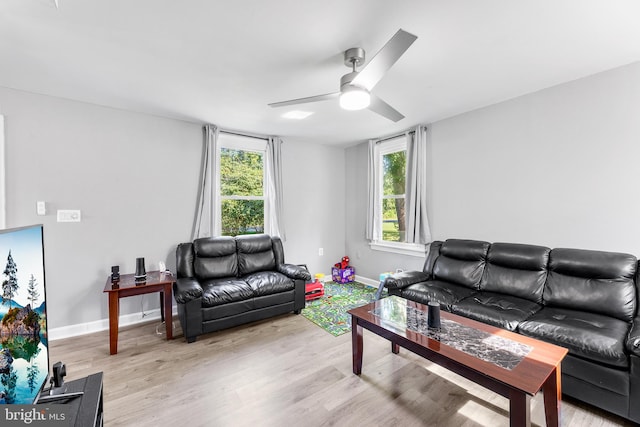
[38,372,104,427]
[37,390,84,403]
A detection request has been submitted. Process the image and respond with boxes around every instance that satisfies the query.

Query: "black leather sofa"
[173,234,310,343]
[384,239,640,423]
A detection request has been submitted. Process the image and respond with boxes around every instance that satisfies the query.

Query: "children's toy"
[332,256,355,284]
[305,273,325,301]
[334,256,350,270]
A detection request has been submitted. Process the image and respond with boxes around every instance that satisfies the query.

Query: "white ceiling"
[2,1,640,146]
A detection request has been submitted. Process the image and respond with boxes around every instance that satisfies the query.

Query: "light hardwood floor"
[50,314,634,426]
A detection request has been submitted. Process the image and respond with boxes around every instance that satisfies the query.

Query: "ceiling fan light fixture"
[339,86,370,110]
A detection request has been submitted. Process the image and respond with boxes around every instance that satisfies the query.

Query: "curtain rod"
[220,128,270,141]
[376,129,415,144]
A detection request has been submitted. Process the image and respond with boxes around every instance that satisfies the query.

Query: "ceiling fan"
[268,29,418,122]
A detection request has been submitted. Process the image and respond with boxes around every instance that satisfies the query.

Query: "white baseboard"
[355,275,380,287]
[49,276,381,341]
[49,306,178,341]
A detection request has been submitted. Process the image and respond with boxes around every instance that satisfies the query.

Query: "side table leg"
[108,292,120,355]
[159,291,165,322]
[164,284,173,340]
[352,316,363,375]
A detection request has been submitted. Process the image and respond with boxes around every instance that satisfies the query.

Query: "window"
[380,138,406,242]
[369,135,426,257]
[219,133,266,236]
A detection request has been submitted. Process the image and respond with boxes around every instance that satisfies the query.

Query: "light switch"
[57,210,81,222]
[36,201,46,216]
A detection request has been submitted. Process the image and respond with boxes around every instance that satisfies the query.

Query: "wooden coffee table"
[103,270,175,355]
[348,296,568,427]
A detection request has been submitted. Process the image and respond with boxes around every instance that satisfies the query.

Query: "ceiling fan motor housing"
[340,71,363,91]
[344,47,366,68]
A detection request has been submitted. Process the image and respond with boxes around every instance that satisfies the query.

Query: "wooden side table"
[103,271,175,355]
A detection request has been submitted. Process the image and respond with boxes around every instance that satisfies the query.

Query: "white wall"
[347,61,640,279]
[0,87,343,333]
[0,87,202,332]
[281,140,346,278]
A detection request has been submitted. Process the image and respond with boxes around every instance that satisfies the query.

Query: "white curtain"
[405,125,431,244]
[265,136,284,238]
[365,139,381,241]
[192,124,221,240]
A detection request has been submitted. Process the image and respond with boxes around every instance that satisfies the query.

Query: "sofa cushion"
[244,271,295,296]
[544,248,637,322]
[193,236,238,279]
[432,239,490,289]
[401,280,477,310]
[452,292,542,331]
[202,300,254,321]
[518,307,630,368]
[200,278,254,308]
[481,243,550,303]
[236,234,276,276]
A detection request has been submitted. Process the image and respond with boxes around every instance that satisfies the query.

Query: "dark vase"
[135,257,146,279]
[428,301,441,329]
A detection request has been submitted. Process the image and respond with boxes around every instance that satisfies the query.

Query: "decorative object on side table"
[134,257,146,282]
[111,265,120,282]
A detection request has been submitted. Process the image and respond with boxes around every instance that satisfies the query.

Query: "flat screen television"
[0,225,48,405]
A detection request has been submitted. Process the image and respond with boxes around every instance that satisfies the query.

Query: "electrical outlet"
[36,201,46,216]
[319,248,324,256]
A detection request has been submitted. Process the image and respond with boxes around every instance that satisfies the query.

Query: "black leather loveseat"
[173,234,310,343]
[384,239,640,423]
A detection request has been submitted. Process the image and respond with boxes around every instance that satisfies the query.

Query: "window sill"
[369,241,427,257]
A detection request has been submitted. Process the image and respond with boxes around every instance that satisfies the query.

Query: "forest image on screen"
[0,225,48,404]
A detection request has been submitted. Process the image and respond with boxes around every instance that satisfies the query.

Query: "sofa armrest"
[173,278,203,304]
[627,318,640,356]
[278,263,312,281]
[384,270,430,290]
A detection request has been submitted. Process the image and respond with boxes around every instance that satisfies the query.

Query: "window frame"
[369,136,426,257]
[218,133,267,236]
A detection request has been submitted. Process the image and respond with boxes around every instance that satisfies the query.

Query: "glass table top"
[369,296,532,371]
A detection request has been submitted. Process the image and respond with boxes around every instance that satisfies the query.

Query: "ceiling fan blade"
[268,92,340,108]
[352,29,417,91]
[368,94,405,122]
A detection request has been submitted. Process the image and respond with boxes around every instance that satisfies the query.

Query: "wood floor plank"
[49,314,635,426]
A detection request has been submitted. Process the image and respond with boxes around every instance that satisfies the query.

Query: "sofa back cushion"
[237,234,276,276]
[176,242,195,279]
[544,248,637,321]
[432,239,490,289]
[193,236,238,280]
[481,243,550,303]
[422,241,443,277]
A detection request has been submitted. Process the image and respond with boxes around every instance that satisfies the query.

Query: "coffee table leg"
[391,342,399,354]
[108,292,120,355]
[542,366,561,427]
[509,390,531,427]
[352,316,363,375]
